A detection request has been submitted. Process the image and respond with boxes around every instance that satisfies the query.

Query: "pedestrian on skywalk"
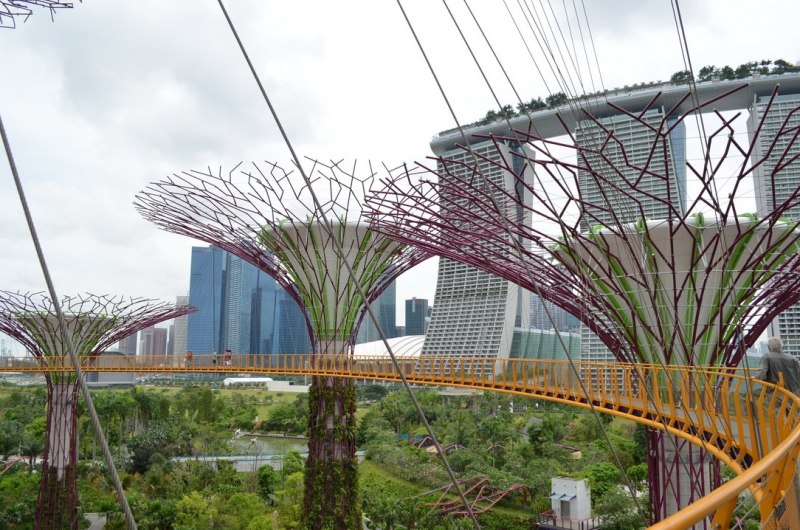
[752,337,800,414]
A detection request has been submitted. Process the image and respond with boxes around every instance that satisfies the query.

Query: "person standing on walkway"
[753,337,800,413]
[185,350,193,369]
[224,349,232,368]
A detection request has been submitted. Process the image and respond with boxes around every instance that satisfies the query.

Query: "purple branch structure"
[364,85,800,524]
[0,291,195,530]
[0,1,73,29]
[134,159,431,530]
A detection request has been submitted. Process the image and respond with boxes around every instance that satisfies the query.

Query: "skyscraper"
[224,254,276,357]
[173,295,189,355]
[117,333,137,355]
[139,326,168,356]
[405,297,428,336]
[356,280,397,344]
[422,139,532,361]
[187,245,227,355]
[575,110,686,365]
[187,245,278,359]
[274,286,312,356]
[749,92,800,355]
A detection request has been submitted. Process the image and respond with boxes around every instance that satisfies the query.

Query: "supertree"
[0,291,195,529]
[0,1,73,29]
[364,84,800,526]
[134,159,431,530]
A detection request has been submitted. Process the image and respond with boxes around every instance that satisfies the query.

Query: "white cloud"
[1,0,799,329]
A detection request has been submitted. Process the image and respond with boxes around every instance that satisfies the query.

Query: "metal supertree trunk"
[0,292,195,529]
[365,84,800,525]
[135,159,430,530]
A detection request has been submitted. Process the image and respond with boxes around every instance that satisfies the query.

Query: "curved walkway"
[3,354,799,529]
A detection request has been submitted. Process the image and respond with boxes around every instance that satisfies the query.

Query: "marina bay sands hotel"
[422,73,800,364]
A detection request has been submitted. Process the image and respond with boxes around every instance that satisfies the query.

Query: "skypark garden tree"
[135,159,430,530]
[0,291,195,529]
[364,84,800,526]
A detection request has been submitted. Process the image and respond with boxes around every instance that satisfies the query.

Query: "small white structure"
[549,477,591,520]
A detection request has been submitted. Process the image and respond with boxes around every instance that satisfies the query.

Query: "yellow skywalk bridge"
[2,353,799,530]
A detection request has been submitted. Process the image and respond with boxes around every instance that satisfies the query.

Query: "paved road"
[85,513,105,530]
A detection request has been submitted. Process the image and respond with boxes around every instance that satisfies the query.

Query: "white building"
[748,92,800,356]
[547,477,593,523]
[421,139,533,371]
[173,295,189,356]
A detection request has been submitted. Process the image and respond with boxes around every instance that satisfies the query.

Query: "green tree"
[593,487,645,530]
[281,450,304,479]
[545,92,568,108]
[670,70,692,85]
[257,464,278,500]
[266,404,296,434]
[20,437,44,471]
[696,65,718,82]
[583,462,622,500]
[175,492,216,530]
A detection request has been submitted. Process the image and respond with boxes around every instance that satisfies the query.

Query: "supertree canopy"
[0,1,73,29]
[135,159,431,530]
[0,291,195,530]
[364,84,800,524]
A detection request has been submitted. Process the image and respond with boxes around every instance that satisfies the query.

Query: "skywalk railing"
[2,353,798,530]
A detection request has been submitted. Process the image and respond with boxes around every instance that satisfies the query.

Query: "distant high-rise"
[422,139,533,362]
[224,254,276,357]
[166,324,175,355]
[188,245,227,354]
[117,334,137,355]
[749,92,800,355]
[187,245,278,358]
[173,295,189,355]
[274,286,312,356]
[405,297,428,336]
[530,294,580,332]
[139,326,167,356]
[356,280,397,344]
[576,110,686,364]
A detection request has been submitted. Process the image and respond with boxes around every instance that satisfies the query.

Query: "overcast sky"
[1,0,799,340]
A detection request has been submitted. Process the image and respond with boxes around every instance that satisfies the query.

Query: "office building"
[356,280,397,344]
[422,139,533,365]
[187,245,278,361]
[274,286,312,356]
[224,254,276,358]
[117,334,137,355]
[139,326,167,356]
[576,110,686,366]
[172,295,189,355]
[405,297,428,336]
[187,245,228,355]
[166,324,175,355]
[748,93,800,356]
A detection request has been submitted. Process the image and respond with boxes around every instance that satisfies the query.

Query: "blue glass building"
[187,245,227,356]
[224,254,277,360]
[187,246,278,365]
[274,286,312,356]
[356,280,397,344]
